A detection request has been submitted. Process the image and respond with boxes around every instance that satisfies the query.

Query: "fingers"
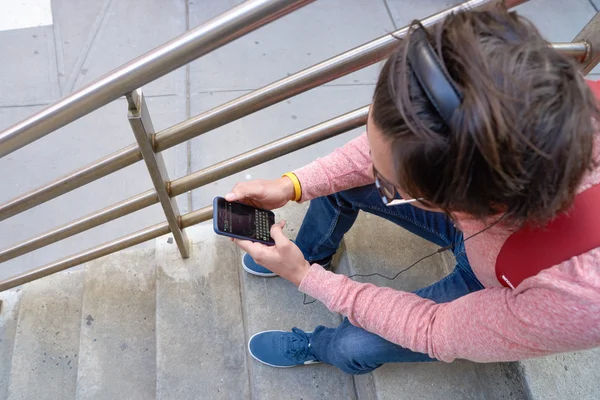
[233,239,272,266]
[270,220,289,245]
[233,238,260,254]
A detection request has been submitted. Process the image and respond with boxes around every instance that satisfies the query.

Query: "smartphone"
[213,197,276,245]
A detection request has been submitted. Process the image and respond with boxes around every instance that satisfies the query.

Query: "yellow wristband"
[282,172,302,202]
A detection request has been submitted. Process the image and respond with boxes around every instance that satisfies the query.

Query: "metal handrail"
[0,0,534,264]
[0,39,586,262]
[0,106,369,264]
[2,0,599,292]
[552,42,590,60]
[0,0,526,222]
[0,106,369,291]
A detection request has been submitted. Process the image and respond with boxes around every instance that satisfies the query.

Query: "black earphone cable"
[302,214,505,305]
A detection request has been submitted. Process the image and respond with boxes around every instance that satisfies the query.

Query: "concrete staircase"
[0,202,597,399]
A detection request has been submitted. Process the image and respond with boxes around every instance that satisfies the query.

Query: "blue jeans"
[294,185,484,375]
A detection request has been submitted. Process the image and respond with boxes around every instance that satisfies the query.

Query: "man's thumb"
[225,192,237,201]
[226,183,255,202]
[270,220,288,243]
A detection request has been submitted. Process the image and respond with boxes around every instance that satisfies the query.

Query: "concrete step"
[0,288,22,400]
[6,271,84,400]
[520,348,600,400]
[339,212,529,400]
[241,202,356,400]
[75,249,157,400]
[155,224,250,399]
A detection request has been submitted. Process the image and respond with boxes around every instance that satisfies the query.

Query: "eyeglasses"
[373,165,424,207]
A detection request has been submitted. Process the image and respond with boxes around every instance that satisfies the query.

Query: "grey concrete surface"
[67,0,187,97]
[338,212,528,400]
[337,212,454,291]
[241,202,356,400]
[370,361,482,400]
[520,348,600,400]
[50,0,106,93]
[7,271,84,400]
[371,360,529,400]
[155,225,250,399]
[0,26,60,106]
[512,0,596,42]
[0,289,22,400]
[188,0,392,91]
[353,374,378,400]
[75,250,157,400]
[0,1,599,400]
[476,362,529,400]
[385,0,464,28]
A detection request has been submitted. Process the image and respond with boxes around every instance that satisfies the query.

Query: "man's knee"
[328,331,381,375]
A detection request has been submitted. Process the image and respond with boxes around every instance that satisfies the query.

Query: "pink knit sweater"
[294,113,600,363]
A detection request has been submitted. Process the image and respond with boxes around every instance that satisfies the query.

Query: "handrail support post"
[574,12,600,74]
[126,89,190,258]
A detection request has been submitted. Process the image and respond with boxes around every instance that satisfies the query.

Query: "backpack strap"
[495,184,600,288]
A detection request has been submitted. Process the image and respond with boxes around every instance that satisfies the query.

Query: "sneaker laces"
[282,328,316,363]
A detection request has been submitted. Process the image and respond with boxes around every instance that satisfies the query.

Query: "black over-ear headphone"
[406,23,463,126]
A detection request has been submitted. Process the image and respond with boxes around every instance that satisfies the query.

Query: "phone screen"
[216,198,275,243]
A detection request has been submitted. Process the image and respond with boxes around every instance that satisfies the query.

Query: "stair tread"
[7,271,84,400]
[520,348,600,400]
[155,224,250,399]
[242,203,357,400]
[75,249,157,400]
[0,288,23,400]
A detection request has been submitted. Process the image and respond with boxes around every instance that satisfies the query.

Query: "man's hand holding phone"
[215,176,311,286]
[233,220,311,286]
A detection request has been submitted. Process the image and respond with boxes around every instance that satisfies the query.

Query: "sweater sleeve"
[293,132,374,202]
[298,248,600,362]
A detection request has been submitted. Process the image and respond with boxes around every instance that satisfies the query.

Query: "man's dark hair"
[372,4,599,224]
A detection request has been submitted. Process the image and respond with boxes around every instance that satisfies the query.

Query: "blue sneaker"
[248,328,321,367]
[242,252,332,277]
[242,252,277,277]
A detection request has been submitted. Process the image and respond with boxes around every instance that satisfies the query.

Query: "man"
[226,6,600,374]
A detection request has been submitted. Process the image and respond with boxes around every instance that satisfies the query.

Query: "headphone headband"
[406,24,463,126]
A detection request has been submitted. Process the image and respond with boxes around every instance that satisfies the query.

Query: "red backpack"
[495,80,600,289]
[495,184,600,288]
